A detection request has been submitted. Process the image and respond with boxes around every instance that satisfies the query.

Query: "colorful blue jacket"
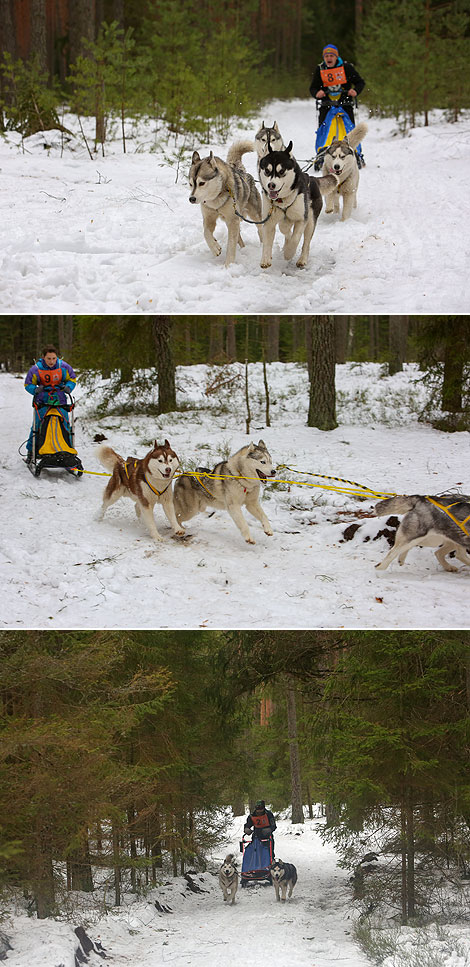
[25,358,77,405]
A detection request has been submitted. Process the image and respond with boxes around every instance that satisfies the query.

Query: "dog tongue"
[269,189,279,200]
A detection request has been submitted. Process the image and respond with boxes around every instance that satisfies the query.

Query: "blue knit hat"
[323,44,339,56]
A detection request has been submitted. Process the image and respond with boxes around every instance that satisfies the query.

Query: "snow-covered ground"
[0,101,468,313]
[4,814,470,967]
[0,815,370,967]
[1,361,469,630]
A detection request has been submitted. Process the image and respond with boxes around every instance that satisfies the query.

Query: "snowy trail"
[1,366,469,631]
[5,820,371,967]
[0,100,468,313]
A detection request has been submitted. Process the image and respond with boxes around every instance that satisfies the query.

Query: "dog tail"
[96,443,122,471]
[375,495,417,517]
[315,173,340,194]
[224,853,235,864]
[227,140,256,166]
[345,121,368,151]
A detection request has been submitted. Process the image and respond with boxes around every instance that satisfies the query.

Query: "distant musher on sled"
[240,800,276,887]
[23,344,83,478]
[309,42,366,171]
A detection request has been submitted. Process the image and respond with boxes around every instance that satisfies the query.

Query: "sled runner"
[313,95,365,171]
[240,833,273,886]
[27,390,83,478]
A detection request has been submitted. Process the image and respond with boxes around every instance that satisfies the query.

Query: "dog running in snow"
[258,141,338,268]
[269,859,298,902]
[189,140,262,267]
[321,121,368,220]
[374,493,470,572]
[173,440,275,544]
[96,440,184,543]
[218,854,239,904]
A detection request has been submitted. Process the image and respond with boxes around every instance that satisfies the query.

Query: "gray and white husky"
[270,859,298,902]
[189,140,262,267]
[173,440,276,544]
[258,141,338,269]
[375,493,470,572]
[218,854,239,904]
[255,121,285,160]
[321,121,368,220]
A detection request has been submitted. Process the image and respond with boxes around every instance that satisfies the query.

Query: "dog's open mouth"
[257,469,272,480]
[268,188,280,200]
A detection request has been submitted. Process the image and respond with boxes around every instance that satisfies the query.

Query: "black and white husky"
[270,859,298,902]
[218,854,239,904]
[258,141,338,269]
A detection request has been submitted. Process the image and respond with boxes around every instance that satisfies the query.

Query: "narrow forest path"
[94,819,371,967]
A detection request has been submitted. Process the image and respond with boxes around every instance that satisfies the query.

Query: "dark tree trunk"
[32,818,55,919]
[36,316,42,358]
[286,681,304,824]
[335,316,349,363]
[152,317,176,413]
[307,317,337,430]
[58,316,73,356]
[231,799,245,817]
[112,0,125,26]
[226,319,237,360]
[442,320,467,412]
[389,316,409,375]
[305,319,313,382]
[69,835,94,892]
[209,322,224,361]
[128,804,137,892]
[69,0,95,64]
[112,824,121,906]
[31,0,47,72]
[0,0,16,61]
[266,318,280,362]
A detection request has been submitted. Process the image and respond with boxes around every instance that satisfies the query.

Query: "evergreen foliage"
[359,0,470,126]
[0,54,63,136]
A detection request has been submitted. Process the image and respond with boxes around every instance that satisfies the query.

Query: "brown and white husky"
[96,440,184,542]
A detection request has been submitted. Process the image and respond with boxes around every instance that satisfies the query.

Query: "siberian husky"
[96,440,184,542]
[321,121,368,220]
[255,121,285,160]
[173,440,275,544]
[189,140,262,267]
[269,859,298,901]
[258,141,338,268]
[218,854,239,904]
[375,493,470,572]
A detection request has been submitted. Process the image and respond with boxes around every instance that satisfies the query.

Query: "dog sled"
[26,390,83,478]
[240,833,273,886]
[313,94,365,171]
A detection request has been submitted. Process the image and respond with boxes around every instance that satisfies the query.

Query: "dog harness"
[425,496,470,537]
[144,474,171,497]
[123,459,171,497]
